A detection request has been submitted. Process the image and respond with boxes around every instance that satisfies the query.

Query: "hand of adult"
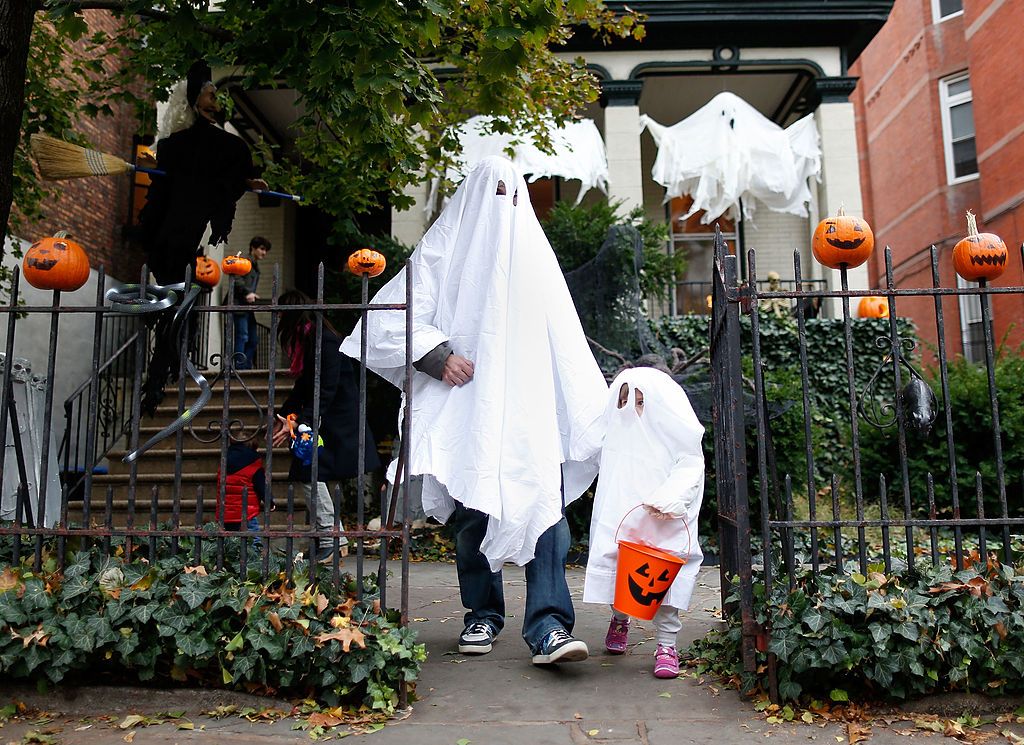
[245,292,258,303]
[247,178,270,191]
[442,354,475,387]
[272,414,292,447]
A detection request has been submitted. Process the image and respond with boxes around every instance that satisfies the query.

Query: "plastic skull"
[10,357,31,383]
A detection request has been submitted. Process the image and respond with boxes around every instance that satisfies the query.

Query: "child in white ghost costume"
[583,367,705,678]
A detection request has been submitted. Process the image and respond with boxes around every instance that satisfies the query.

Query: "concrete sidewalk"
[1,562,1020,743]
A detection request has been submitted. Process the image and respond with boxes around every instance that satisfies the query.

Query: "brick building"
[851,0,1024,361]
[28,10,146,283]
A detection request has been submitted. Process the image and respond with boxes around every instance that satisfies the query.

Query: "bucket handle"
[613,503,692,559]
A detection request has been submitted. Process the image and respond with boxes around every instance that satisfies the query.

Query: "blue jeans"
[233,312,258,370]
[452,500,574,653]
[225,516,262,549]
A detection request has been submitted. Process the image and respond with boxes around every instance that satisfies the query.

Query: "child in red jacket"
[217,443,267,548]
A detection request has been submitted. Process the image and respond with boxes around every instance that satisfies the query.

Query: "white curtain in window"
[640,92,822,224]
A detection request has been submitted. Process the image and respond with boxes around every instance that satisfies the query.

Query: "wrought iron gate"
[710,226,1024,700]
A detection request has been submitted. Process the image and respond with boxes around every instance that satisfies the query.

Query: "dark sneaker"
[459,622,496,654]
[531,628,589,665]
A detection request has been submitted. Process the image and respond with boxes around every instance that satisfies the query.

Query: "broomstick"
[30,133,303,202]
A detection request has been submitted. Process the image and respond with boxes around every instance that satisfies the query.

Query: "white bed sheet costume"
[584,368,706,612]
[341,156,608,659]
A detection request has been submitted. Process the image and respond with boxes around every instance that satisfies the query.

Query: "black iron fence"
[2,262,414,618]
[709,226,1024,697]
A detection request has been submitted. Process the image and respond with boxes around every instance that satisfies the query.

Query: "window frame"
[931,0,964,23]
[938,72,979,185]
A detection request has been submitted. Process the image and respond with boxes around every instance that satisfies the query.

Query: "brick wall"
[28,11,147,285]
[851,0,1024,356]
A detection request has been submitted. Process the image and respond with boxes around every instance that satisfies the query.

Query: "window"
[667,195,739,315]
[939,74,979,184]
[932,0,963,22]
[956,275,985,363]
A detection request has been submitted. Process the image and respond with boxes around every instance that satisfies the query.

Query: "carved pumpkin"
[221,253,252,276]
[346,248,386,278]
[812,206,875,270]
[23,231,90,291]
[858,296,889,319]
[194,255,221,288]
[953,210,1007,283]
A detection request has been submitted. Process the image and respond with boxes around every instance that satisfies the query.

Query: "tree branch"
[35,1,232,41]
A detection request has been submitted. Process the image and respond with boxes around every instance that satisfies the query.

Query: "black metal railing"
[2,261,414,635]
[710,227,1024,700]
[676,278,828,316]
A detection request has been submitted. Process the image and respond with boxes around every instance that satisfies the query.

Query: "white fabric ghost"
[583,368,705,611]
[640,92,821,224]
[430,115,609,209]
[341,156,608,571]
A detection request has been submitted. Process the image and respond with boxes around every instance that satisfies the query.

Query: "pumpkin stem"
[836,204,846,217]
[965,210,979,238]
[53,230,70,239]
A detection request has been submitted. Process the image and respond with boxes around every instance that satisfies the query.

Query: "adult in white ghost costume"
[583,368,704,678]
[341,156,608,664]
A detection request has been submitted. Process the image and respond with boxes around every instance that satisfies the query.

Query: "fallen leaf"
[0,567,19,592]
[315,627,367,652]
[267,611,284,633]
[184,564,208,576]
[573,712,583,720]
[456,739,471,745]
[658,692,672,698]
[118,714,146,730]
[588,729,600,736]
[123,732,136,743]
[847,722,870,744]
[315,593,330,615]
[308,712,345,728]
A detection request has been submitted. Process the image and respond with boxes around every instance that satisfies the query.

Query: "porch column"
[391,176,431,247]
[601,79,645,214]
[813,76,869,314]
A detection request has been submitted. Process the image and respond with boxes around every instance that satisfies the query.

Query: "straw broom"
[29,133,303,201]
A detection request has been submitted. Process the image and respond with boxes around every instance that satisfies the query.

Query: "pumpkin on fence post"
[812,206,875,270]
[346,248,386,278]
[858,296,890,319]
[953,210,1007,283]
[194,254,221,288]
[23,231,90,291]
[222,253,252,276]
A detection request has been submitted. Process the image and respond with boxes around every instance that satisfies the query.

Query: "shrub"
[856,346,1024,520]
[0,547,425,714]
[542,199,679,301]
[689,555,1024,702]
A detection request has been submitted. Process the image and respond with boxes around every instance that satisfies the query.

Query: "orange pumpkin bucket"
[612,505,691,621]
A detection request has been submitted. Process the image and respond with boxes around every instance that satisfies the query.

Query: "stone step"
[104,448,293,476]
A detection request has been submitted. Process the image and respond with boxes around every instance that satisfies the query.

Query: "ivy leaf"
[768,631,797,663]
[177,574,214,610]
[830,689,849,702]
[893,621,920,642]
[802,607,827,633]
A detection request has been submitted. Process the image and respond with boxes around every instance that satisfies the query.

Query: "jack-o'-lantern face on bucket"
[627,561,673,606]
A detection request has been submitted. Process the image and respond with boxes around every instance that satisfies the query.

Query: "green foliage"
[0,548,424,713]
[33,0,641,232]
[689,557,1024,702]
[857,347,1024,519]
[652,314,918,539]
[9,13,129,278]
[542,200,678,300]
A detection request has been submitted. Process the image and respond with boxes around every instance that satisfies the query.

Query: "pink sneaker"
[653,645,679,678]
[604,617,629,654]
